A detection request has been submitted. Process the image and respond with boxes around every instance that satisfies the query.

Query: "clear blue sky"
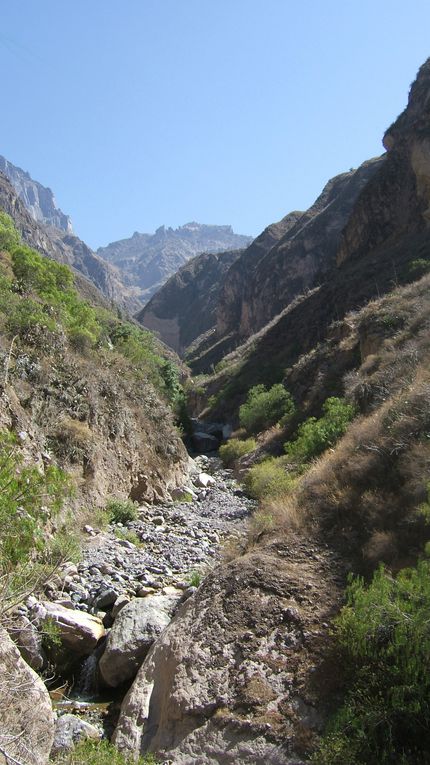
[1,1,429,249]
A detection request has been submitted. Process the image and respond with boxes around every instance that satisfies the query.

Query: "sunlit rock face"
[0,154,73,232]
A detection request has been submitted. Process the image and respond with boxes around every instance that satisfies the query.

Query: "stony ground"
[45,455,256,621]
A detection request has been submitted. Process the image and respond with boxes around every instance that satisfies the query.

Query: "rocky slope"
[0,172,138,311]
[0,154,72,233]
[98,223,252,305]
[186,157,384,372]
[136,248,243,355]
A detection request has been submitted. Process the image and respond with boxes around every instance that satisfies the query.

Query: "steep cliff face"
[136,249,243,355]
[337,58,430,265]
[216,158,384,343]
[0,155,73,233]
[98,223,252,305]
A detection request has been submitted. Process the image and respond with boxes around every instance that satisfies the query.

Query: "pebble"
[45,456,256,616]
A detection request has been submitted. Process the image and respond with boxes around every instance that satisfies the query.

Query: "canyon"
[1,57,430,765]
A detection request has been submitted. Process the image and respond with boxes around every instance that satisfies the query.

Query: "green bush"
[239,384,295,434]
[106,498,138,524]
[244,457,297,500]
[53,738,157,765]
[219,438,257,466]
[313,559,430,765]
[0,431,67,568]
[0,211,21,251]
[285,397,356,463]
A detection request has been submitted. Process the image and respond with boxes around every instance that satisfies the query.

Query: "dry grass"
[240,275,430,571]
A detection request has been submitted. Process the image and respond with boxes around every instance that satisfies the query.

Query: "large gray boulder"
[51,714,100,757]
[0,628,55,765]
[114,547,341,764]
[99,594,179,687]
[39,601,105,656]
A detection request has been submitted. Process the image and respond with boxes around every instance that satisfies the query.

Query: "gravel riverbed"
[49,455,256,613]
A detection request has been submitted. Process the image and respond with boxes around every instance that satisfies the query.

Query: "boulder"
[113,548,340,764]
[0,628,55,765]
[51,714,100,756]
[40,602,105,656]
[93,587,118,611]
[195,472,216,488]
[192,432,219,453]
[99,594,179,687]
[112,594,131,619]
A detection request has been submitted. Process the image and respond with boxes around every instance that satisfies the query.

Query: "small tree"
[239,384,295,434]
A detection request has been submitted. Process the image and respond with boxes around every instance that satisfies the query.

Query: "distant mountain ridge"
[98,223,252,304]
[0,155,73,233]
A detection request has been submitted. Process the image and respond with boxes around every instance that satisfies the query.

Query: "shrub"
[219,438,256,466]
[106,498,138,524]
[313,559,430,764]
[244,457,297,500]
[114,528,141,546]
[49,417,93,462]
[239,384,295,434]
[0,431,67,568]
[285,397,356,463]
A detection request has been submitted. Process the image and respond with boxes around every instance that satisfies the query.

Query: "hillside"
[98,223,252,304]
[0,211,188,510]
[136,248,243,354]
[0,171,141,312]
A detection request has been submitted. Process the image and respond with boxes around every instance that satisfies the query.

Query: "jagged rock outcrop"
[98,223,252,305]
[218,159,384,342]
[0,155,73,232]
[0,629,55,765]
[137,249,243,354]
[188,61,430,380]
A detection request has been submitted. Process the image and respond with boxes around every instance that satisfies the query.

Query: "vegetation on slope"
[0,212,188,621]
[0,211,184,408]
[212,269,430,763]
[313,555,430,765]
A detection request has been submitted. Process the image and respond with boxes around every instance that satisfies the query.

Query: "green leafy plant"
[176,491,194,503]
[313,558,430,764]
[0,431,68,568]
[239,384,296,434]
[244,457,297,500]
[188,570,202,587]
[285,397,356,463]
[106,498,138,524]
[0,211,21,251]
[219,437,256,466]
